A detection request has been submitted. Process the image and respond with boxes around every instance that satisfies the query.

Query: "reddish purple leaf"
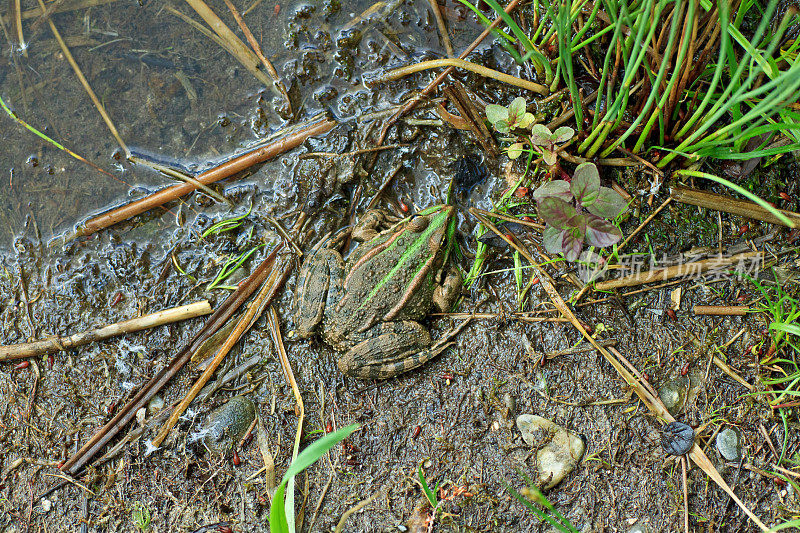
[585,214,622,247]
[542,226,564,255]
[537,197,577,229]
[560,215,586,261]
[571,162,600,206]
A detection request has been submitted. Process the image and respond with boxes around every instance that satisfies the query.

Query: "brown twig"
[61,247,281,474]
[12,0,25,53]
[594,252,763,291]
[151,253,292,447]
[427,0,454,57]
[372,58,549,95]
[617,197,673,254]
[222,0,291,114]
[28,0,67,34]
[0,301,212,361]
[682,456,689,533]
[74,116,335,238]
[36,0,127,153]
[711,354,754,391]
[443,82,498,157]
[671,185,800,227]
[693,305,751,316]
[179,0,278,94]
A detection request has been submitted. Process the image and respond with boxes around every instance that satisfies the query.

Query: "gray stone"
[199,395,256,454]
[658,377,689,415]
[516,414,586,489]
[716,427,742,461]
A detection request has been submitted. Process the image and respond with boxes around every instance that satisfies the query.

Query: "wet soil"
[0,1,798,532]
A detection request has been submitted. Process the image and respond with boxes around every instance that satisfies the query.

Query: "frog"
[294,205,462,379]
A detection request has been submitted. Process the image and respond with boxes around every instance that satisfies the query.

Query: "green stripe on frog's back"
[359,208,451,309]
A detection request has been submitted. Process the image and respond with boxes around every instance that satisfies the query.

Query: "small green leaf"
[530,123,552,146]
[508,97,527,122]
[586,187,628,219]
[269,483,290,533]
[552,126,575,144]
[571,163,601,206]
[494,119,511,134]
[279,425,359,485]
[518,112,535,129]
[418,465,438,508]
[541,148,558,166]
[485,104,508,125]
[508,142,524,159]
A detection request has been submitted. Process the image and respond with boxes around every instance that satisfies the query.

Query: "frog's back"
[331,228,440,332]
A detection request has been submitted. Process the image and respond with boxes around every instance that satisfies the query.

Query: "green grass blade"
[558,0,582,126]
[675,170,796,227]
[201,203,253,239]
[279,424,359,485]
[269,483,291,533]
[456,0,516,43]
[602,0,682,155]
[418,464,439,507]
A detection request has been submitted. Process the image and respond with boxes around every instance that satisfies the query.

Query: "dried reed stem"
[75,116,335,237]
[0,301,212,361]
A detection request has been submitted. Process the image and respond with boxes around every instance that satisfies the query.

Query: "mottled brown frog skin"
[295,205,461,379]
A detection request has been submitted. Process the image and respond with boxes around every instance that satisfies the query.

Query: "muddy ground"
[0,1,797,532]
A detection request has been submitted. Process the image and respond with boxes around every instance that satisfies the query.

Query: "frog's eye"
[407,216,430,232]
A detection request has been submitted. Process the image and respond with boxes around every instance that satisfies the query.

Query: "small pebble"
[147,395,164,415]
[502,393,516,416]
[200,396,256,454]
[657,377,689,415]
[661,421,694,455]
[716,427,742,461]
[517,414,586,489]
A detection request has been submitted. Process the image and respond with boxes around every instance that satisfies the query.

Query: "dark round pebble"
[661,421,695,455]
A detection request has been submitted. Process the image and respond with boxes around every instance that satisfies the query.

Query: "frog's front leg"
[294,247,345,339]
[338,321,449,379]
[434,267,462,312]
[351,209,401,242]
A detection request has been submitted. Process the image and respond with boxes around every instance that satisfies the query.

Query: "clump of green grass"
[131,502,152,532]
[473,0,800,165]
[507,473,578,533]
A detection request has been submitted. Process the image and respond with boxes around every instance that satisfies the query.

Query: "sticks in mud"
[74,116,336,238]
[593,251,763,291]
[60,248,281,474]
[0,301,212,361]
[150,254,293,448]
[671,185,800,227]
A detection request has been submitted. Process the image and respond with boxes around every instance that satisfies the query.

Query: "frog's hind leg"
[338,320,449,379]
[294,248,345,338]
